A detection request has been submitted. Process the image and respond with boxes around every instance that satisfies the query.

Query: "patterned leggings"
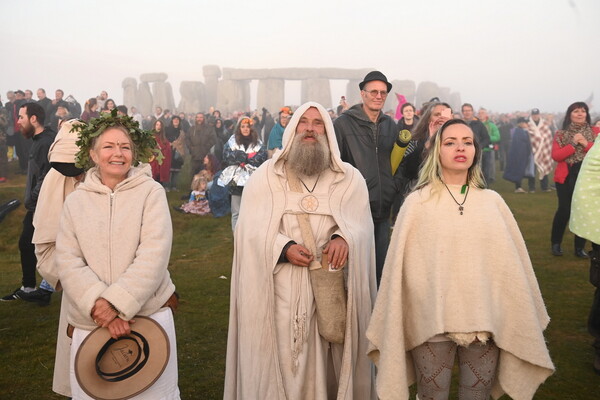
[411,340,499,400]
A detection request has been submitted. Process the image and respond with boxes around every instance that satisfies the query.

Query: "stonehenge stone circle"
[123,66,460,117]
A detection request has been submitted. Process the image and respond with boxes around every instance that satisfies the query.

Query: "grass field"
[1,160,600,399]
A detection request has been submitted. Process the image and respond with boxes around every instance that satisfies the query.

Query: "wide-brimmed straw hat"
[75,316,170,400]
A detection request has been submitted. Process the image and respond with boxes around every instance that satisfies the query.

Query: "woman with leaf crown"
[55,110,180,399]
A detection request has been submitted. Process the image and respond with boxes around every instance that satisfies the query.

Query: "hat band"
[95,331,149,382]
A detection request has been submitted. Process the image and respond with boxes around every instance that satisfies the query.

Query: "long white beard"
[287,132,331,177]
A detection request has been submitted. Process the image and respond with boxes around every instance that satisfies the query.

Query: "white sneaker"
[514,188,526,193]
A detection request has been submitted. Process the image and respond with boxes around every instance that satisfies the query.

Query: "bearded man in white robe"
[224,102,377,399]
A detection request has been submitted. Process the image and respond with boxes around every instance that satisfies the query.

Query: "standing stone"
[216,79,250,114]
[241,80,251,111]
[416,81,441,110]
[257,79,285,114]
[122,77,138,110]
[178,81,207,114]
[137,82,153,116]
[165,82,176,111]
[152,81,171,111]
[301,79,331,108]
[203,65,221,109]
[345,80,361,107]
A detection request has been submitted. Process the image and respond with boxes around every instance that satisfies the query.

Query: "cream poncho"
[367,184,554,400]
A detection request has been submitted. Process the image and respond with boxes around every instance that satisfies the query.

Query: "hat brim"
[359,80,393,93]
[75,316,170,400]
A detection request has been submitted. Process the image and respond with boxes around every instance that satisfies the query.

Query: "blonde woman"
[367,119,554,400]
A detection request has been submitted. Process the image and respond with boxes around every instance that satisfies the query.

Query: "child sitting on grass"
[175,172,211,215]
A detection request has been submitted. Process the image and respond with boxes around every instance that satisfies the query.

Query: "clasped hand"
[572,133,588,148]
[91,298,133,339]
[285,237,348,270]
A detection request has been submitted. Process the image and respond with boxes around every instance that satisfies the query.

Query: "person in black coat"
[334,71,398,286]
[503,117,533,192]
[1,103,55,301]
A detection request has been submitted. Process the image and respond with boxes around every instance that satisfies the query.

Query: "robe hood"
[80,164,153,195]
[273,102,345,175]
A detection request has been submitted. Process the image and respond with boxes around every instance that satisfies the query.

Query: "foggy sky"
[1,0,598,114]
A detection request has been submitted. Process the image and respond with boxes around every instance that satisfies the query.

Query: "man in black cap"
[334,70,399,286]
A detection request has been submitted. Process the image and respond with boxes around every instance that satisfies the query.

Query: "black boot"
[575,248,589,258]
[551,243,563,256]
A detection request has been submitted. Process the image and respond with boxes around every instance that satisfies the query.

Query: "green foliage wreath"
[71,109,163,170]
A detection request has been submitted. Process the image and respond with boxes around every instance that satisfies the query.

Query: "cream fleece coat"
[224,102,377,399]
[56,164,175,330]
[367,184,554,400]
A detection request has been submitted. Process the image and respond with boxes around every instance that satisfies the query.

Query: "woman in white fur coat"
[55,114,180,399]
[367,119,554,400]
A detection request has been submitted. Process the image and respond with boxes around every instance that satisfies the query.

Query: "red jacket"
[552,127,600,183]
[150,135,172,183]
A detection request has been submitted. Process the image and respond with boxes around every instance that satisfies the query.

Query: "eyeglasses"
[363,89,388,98]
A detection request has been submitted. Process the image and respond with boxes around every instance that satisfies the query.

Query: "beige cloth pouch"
[287,169,347,344]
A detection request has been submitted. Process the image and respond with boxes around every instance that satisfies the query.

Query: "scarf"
[527,119,553,178]
[556,123,595,164]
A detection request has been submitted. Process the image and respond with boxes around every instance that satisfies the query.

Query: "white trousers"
[70,308,180,400]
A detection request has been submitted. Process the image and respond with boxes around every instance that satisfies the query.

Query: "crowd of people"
[1,74,600,399]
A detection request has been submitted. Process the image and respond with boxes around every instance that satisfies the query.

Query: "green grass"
[1,162,600,399]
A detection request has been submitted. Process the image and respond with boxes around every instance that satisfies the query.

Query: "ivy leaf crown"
[71,109,163,170]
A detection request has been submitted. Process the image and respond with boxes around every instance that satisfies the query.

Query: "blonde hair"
[190,173,209,192]
[414,119,486,194]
